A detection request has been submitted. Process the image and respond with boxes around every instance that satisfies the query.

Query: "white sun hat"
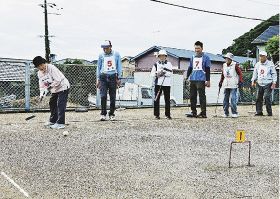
[223,52,234,60]
[158,49,167,56]
[259,51,267,56]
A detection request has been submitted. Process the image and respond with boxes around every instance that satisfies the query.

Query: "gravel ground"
[0,105,279,199]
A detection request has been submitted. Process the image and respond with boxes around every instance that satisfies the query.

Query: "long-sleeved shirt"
[38,64,70,93]
[96,50,122,80]
[220,61,243,88]
[187,53,211,81]
[151,60,173,86]
[251,60,277,86]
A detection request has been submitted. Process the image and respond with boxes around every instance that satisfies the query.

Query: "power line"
[245,0,279,7]
[149,0,268,21]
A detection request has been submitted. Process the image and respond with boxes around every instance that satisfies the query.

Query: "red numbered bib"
[193,57,203,71]
[103,55,116,72]
[258,65,268,79]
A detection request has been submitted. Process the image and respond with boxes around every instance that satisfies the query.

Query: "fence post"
[25,62,31,112]
[271,89,274,103]
[96,89,101,108]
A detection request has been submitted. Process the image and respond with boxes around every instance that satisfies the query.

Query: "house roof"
[132,46,225,62]
[122,56,133,61]
[0,58,34,82]
[0,62,27,82]
[217,54,257,65]
[232,56,256,65]
[252,25,279,44]
[0,57,32,63]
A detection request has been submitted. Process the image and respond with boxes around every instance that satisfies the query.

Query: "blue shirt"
[189,53,211,81]
[96,51,122,79]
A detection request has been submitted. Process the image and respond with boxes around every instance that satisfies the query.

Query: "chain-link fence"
[0,61,279,112]
[183,71,279,105]
[0,61,27,111]
[0,62,98,112]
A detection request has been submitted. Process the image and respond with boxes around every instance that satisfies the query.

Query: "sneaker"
[165,116,172,120]
[100,115,106,121]
[186,112,197,118]
[267,113,273,116]
[50,123,65,129]
[109,115,116,121]
[197,112,207,118]
[222,114,229,118]
[232,114,238,118]
[155,116,160,119]
[254,112,263,116]
[44,121,54,126]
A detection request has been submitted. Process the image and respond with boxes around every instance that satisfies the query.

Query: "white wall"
[134,72,184,104]
[134,72,227,105]
[206,73,224,104]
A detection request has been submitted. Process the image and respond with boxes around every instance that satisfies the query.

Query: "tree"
[63,59,84,64]
[64,59,73,64]
[266,35,279,64]
[222,14,279,57]
[72,59,83,64]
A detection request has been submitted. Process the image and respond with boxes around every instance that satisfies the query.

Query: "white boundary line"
[1,171,29,198]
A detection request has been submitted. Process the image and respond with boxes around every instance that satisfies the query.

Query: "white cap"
[223,52,234,60]
[158,49,167,56]
[101,40,112,48]
[259,51,267,56]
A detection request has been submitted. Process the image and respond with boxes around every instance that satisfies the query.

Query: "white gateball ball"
[62,131,69,136]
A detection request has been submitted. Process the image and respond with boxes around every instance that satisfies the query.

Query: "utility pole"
[39,1,62,62]
[44,0,50,62]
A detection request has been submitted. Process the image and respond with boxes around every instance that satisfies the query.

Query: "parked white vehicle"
[88,82,177,107]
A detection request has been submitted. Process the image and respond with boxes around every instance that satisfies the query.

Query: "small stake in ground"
[228,130,252,168]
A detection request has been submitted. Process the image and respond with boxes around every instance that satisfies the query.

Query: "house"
[121,56,135,78]
[0,57,33,82]
[252,25,279,61]
[132,46,225,72]
[131,46,232,104]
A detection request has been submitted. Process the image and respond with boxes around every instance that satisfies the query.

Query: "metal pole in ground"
[248,87,255,113]
[25,62,31,112]
[96,89,101,109]
[186,80,190,111]
[213,87,221,117]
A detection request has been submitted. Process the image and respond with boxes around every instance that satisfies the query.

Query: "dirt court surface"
[0,105,279,199]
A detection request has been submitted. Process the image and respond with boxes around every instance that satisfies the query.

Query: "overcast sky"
[0,0,278,61]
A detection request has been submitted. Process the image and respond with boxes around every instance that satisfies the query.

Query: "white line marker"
[1,171,29,198]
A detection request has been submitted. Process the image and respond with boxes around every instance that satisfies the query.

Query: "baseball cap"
[101,40,112,48]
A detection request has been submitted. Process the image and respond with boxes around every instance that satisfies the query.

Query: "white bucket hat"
[158,49,167,56]
[223,52,234,60]
[259,51,267,56]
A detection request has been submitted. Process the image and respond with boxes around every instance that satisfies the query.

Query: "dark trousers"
[154,85,171,117]
[49,89,69,124]
[99,74,117,116]
[190,81,206,115]
[256,83,272,114]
